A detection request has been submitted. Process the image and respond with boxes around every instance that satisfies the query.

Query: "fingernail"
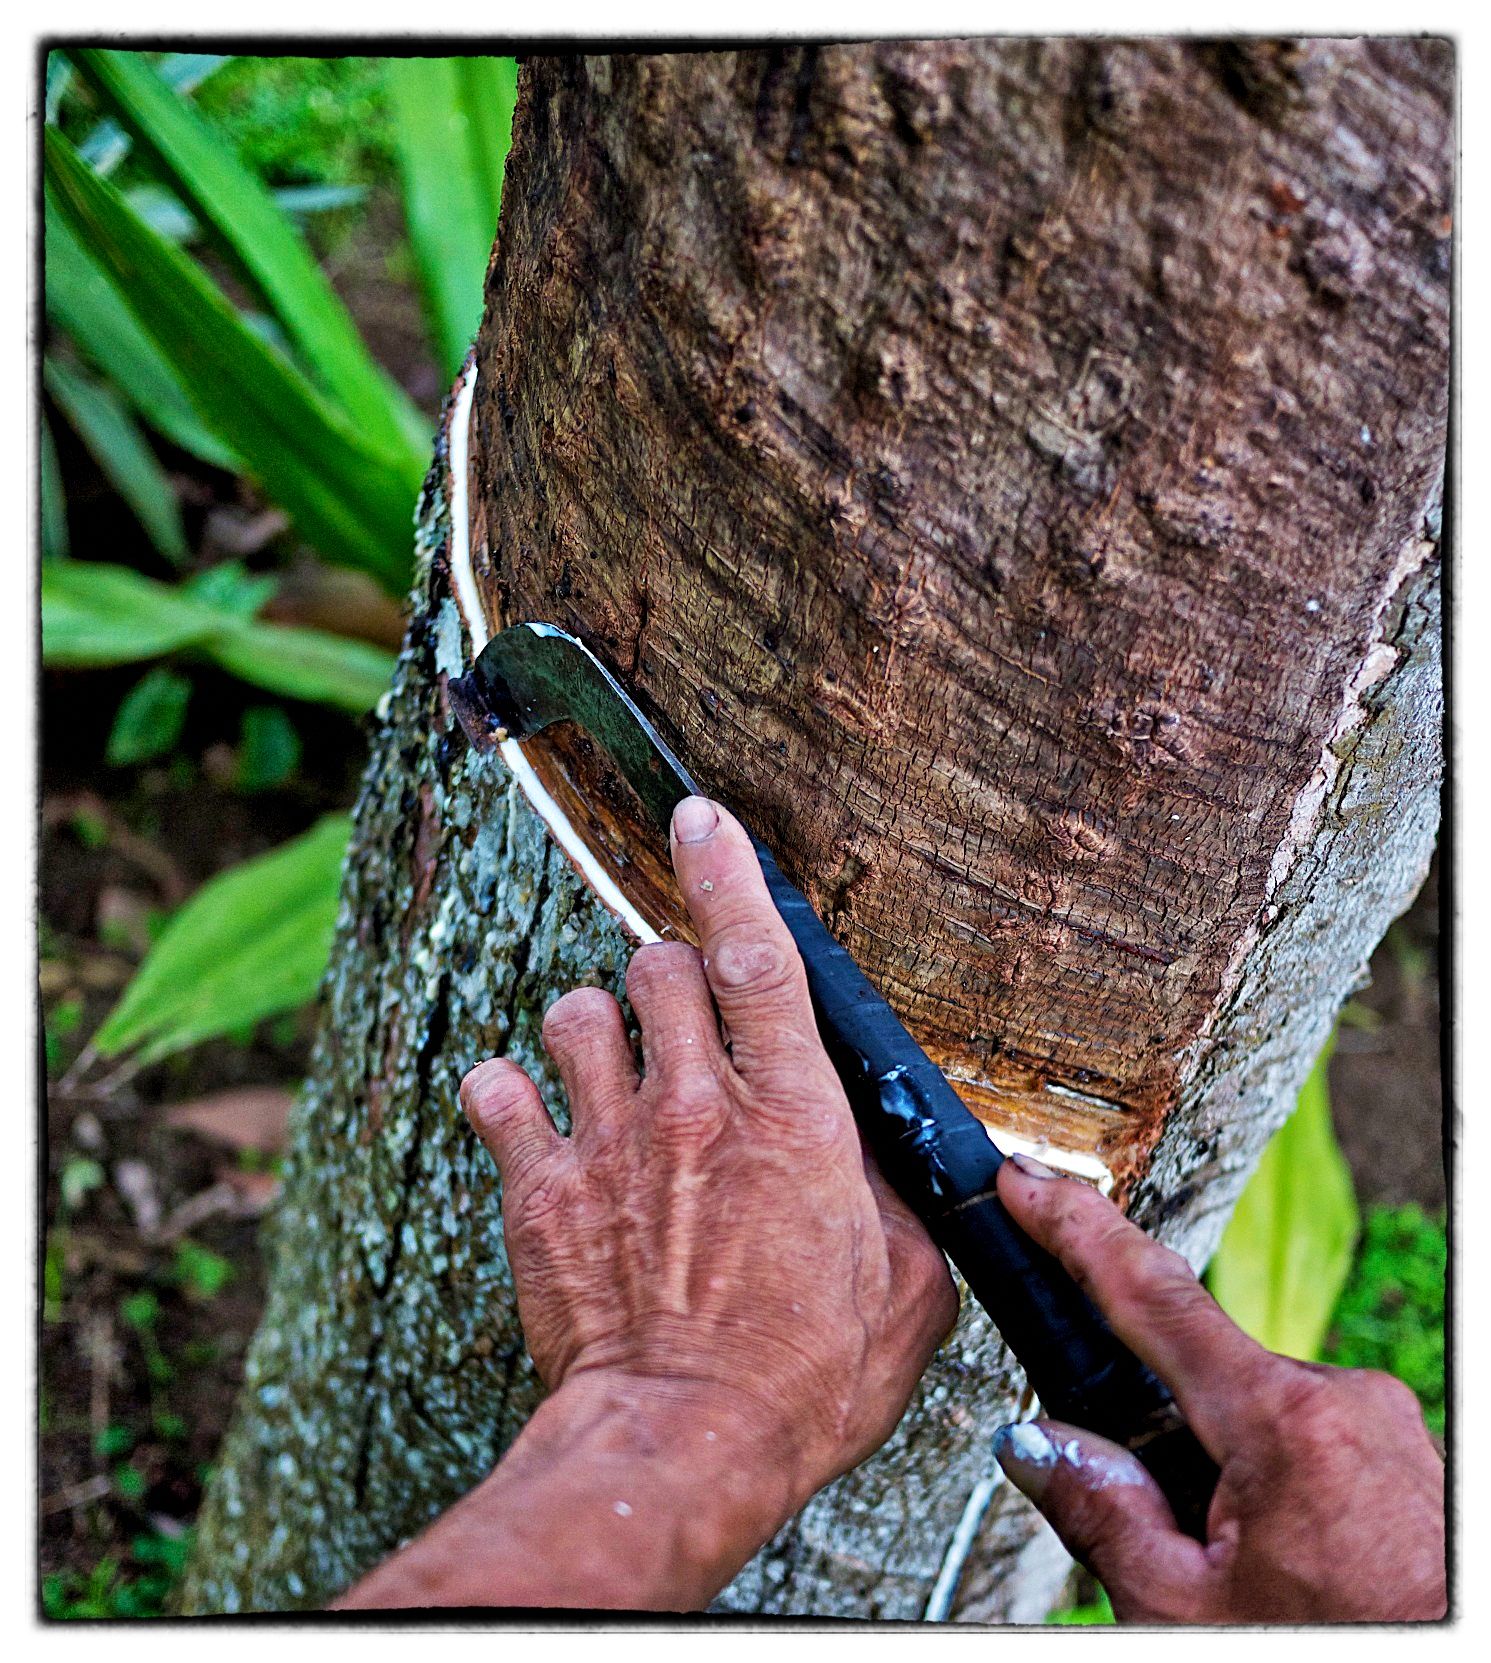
[1010,1151,1058,1180]
[992,1422,1060,1501]
[672,795,719,844]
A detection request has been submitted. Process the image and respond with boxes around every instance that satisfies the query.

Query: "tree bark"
[182,40,1448,1619]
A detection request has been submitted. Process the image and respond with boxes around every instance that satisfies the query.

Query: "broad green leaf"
[45,126,420,589]
[42,560,395,711]
[107,666,192,765]
[92,814,349,1063]
[236,706,301,792]
[387,57,517,377]
[209,617,396,712]
[42,559,224,665]
[1207,1038,1359,1361]
[45,356,189,563]
[71,48,424,459]
[44,195,238,469]
[41,415,68,559]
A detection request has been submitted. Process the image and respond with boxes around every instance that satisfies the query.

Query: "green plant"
[173,1239,235,1301]
[1048,1588,1114,1625]
[386,56,518,376]
[1207,1036,1359,1361]
[1325,1204,1445,1436]
[91,814,350,1066]
[43,1529,195,1620]
[43,51,518,1074]
[43,560,394,714]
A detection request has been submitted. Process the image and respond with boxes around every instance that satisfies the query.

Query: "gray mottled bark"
[183,40,1446,1621]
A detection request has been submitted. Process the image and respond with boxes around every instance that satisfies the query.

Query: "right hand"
[460,795,958,1518]
[993,1157,1446,1623]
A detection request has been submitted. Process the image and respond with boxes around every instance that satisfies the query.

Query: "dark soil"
[1328,849,1445,1212]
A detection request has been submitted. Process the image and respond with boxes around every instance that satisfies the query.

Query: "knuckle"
[1274,1365,1351,1446]
[652,1074,728,1137]
[1358,1367,1425,1424]
[511,1166,569,1228]
[707,921,803,1001]
[626,941,702,996]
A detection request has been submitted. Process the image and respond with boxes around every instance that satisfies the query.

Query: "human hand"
[991,1157,1446,1623]
[460,795,958,1522]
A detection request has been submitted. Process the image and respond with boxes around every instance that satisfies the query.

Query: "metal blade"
[469,621,701,834]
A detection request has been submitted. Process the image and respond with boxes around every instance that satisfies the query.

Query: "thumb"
[993,1420,1207,1620]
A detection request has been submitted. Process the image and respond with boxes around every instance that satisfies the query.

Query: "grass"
[1324,1203,1446,1437]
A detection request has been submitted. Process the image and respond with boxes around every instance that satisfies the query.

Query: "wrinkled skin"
[468,792,959,1495]
[993,1161,1447,1623]
[340,797,956,1611]
[343,798,1445,1620]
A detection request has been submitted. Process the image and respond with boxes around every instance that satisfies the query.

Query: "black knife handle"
[748,835,1219,1540]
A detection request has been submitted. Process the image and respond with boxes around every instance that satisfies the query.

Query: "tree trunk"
[182,40,1448,1619]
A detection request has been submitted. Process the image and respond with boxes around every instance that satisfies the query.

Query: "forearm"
[335,1374,798,1611]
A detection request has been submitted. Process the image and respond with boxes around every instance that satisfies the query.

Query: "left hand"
[991,1157,1446,1623]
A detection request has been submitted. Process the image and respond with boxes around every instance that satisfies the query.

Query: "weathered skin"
[183,41,1446,1619]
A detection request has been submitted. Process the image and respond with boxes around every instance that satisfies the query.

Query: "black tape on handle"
[749,835,1219,1540]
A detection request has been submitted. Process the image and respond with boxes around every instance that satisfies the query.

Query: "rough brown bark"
[184,40,1447,1620]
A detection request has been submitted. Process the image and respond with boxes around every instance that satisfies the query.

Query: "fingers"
[996,1158,1280,1458]
[668,796,821,1077]
[994,1419,1207,1620]
[625,942,726,1081]
[541,987,639,1140]
[460,1057,563,1182]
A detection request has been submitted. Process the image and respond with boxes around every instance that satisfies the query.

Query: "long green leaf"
[45,126,420,590]
[78,52,232,175]
[71,48,424,459]
[45,196,237,469]
[40,415,68,559]
[42,559,226,664]
[92,814,350,1063]
[209,619,397,712]
[387,57,517,377]
[1207,1037,1359,1361]
[43,562,395,711]
[41,560,395,712]
[45,356,189,563]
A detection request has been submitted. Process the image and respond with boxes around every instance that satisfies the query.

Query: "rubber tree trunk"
[182,40,1448,1619]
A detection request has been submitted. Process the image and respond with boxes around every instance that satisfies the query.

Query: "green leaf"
[77,52,232,175]
[44,126,420,589]
[107,666,192,765]
[92,814,350,1064]
[387,57,517,377]
[45,355,189,563]
[42,559,225,665]
[236,705,301,792]
[208,618,395,712]
[71,48,424,459]
[182,562,276,619]
[173,1238,234,1299]
[1207,1037,1359,1361]
[42,561,395,712]
[44,195,238,469]
[41,414,68,559]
